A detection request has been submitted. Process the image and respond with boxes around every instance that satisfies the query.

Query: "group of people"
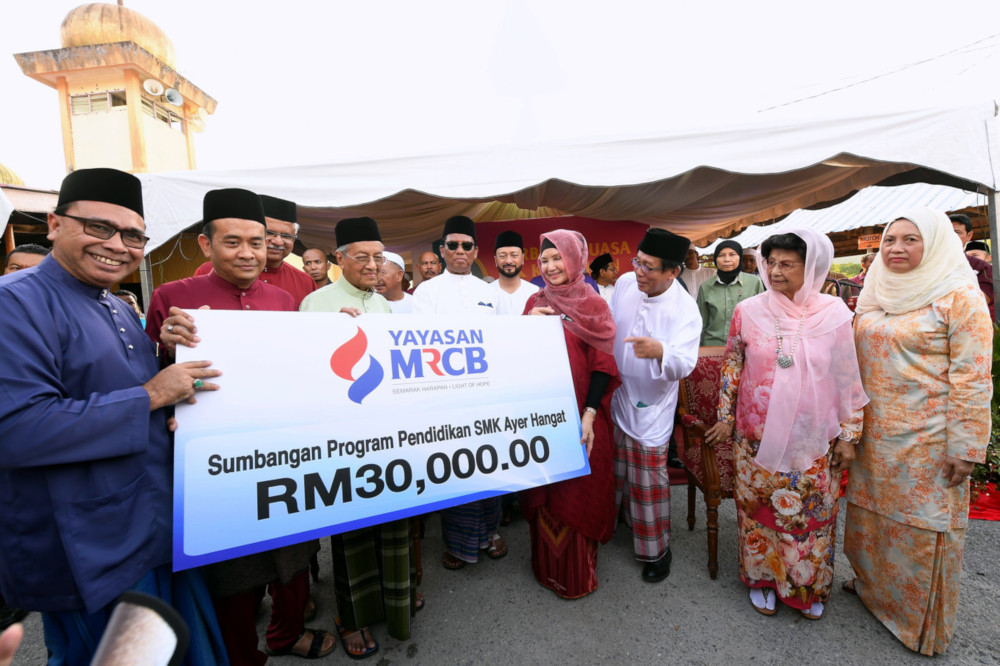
[0,165,991,663]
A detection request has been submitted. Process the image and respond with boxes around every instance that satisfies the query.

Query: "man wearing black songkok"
[487,230,538,315]
[589,253,619,303]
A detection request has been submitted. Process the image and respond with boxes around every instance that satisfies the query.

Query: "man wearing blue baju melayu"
[0,168,226,665]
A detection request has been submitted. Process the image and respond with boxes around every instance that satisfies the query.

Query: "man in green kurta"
[298,217,416,658]
[298,217,391,314]
[697,240,765,346]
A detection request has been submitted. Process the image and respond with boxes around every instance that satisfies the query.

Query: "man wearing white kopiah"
[609,228,701,583]
[487,230,538,315]
[377,251,414,313]
[412,216,496,316]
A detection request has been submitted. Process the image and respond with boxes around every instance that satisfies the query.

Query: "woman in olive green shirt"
[696,240,765,346]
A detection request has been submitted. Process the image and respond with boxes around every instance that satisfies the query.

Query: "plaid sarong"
[330,519,416,640]
[613,425,671,562]
[440,498,503,563]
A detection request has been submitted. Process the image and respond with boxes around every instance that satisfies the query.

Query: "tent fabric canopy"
[138,104,1000,256]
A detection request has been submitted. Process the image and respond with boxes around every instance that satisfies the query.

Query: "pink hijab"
[532,229,616,355]
[741,227,868,473]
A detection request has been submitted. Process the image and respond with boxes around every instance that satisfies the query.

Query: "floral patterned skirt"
[734,434,839,609]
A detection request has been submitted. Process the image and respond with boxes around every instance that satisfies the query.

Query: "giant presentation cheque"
[173,310,586,570]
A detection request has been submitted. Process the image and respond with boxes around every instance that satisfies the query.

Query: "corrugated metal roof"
[699,183,984,254]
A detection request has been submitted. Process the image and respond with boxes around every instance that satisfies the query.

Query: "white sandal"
[749,588,777,616]
[800,600,824,620]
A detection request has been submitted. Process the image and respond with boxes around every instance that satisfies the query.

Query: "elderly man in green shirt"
[299,217,392,314]
[696,240,765,346]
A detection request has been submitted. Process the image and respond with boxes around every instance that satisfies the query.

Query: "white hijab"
[855,208,978,316]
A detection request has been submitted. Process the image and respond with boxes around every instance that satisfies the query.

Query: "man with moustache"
[0,168,226,663]
[302,247,333,288]
[950,213,995,320]
[488,230,538,315]
[147,189,333,663]
[609,229,701,583]
[377,251,414,313]
[417,250,442,283]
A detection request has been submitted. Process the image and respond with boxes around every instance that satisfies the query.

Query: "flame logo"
[330,327,384,404]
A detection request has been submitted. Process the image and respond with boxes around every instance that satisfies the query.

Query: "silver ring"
[193,379,204,389]
[167,324,175,333]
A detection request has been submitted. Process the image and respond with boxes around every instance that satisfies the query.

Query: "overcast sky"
[3,0,999,190]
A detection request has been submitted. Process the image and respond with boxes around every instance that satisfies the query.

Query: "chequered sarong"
[613,425,671,561]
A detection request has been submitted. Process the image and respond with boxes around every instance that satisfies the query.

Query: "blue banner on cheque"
[173,311,586,570]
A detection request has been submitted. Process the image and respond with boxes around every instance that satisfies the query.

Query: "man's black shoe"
[641,548,672,583]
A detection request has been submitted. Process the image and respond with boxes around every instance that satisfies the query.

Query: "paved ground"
[11,489,1000,665]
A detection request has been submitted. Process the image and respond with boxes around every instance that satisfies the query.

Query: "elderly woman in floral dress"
[705,228,868,619]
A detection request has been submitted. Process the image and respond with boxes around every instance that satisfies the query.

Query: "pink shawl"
[532,229,616,355]
[741,227,868,473]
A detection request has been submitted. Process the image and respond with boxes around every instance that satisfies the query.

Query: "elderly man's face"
[441,234,478,275]
[376,261,404,296]
[967,249,991,263]
[337,241,384,290]
[264,217,296,265]
[47,200,146,289]
[418,251,441,280]
[4,251,45,275]
[742,254,758,273]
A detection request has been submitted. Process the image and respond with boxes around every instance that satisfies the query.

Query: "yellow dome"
[0,163,25,187]
[60,3,176,68]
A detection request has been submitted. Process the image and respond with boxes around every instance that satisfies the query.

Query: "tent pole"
[139,254,154,313]
[989,188,1000,324]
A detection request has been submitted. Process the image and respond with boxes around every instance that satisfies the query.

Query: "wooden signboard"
[857,233,881,250]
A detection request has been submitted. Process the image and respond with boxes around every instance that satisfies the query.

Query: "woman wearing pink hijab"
[520,229,620,598]
[705,228,867,620]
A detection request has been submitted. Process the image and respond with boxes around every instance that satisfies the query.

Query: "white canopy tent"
[138,103,1000,258]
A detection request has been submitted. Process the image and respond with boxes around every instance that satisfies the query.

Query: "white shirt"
[412,270,497,315]
[598,282,615,304]
[609,272,702,447]
[682,265,717,298]
[386,292,414,314]
[488,278,539,316]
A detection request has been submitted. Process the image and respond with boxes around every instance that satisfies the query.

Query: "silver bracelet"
[583,407,598,416]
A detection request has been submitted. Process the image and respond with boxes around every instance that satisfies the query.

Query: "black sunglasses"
[445,241,476,251]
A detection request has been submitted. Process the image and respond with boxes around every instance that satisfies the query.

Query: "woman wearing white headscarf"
[845,208,992,655]
[705,228,868,619]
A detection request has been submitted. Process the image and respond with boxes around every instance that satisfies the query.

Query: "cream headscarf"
[855,208,978,316]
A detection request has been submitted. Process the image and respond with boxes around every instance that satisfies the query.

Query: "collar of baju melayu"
[208,269,264,296]
[337,276,377,307]
[262,261,287,275]
[38,254,114,299]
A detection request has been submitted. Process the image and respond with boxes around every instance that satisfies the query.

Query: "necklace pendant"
[777,354,794,369]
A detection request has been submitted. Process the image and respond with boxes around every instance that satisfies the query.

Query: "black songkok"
[589,253,614,273]
[966,240,990,253]
[494,230,524,251]
[57,168,144,218]
[202,189,265,232]
[638,228,689,264]
[336,217,382,247]
[260,195,297,223]
[443,216,477,242]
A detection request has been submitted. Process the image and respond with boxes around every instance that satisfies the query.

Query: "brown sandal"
[483,534,508,560]
[842,578,858,595]
[442,552,466,570]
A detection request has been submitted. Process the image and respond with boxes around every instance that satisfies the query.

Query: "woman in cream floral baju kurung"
[846,208,992,656]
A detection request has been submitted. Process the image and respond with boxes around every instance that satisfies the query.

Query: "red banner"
[473,216,649,280]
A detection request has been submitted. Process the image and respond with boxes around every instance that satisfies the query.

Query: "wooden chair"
[676,346,736,579]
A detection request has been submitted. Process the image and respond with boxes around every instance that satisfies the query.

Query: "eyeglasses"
[445,241,475,251]
[603,264,619,273]
[765,260,803,272]
[631,257,664,273]
[265,230,296,242]
[343,253,385,266]
[61,214,149,249]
